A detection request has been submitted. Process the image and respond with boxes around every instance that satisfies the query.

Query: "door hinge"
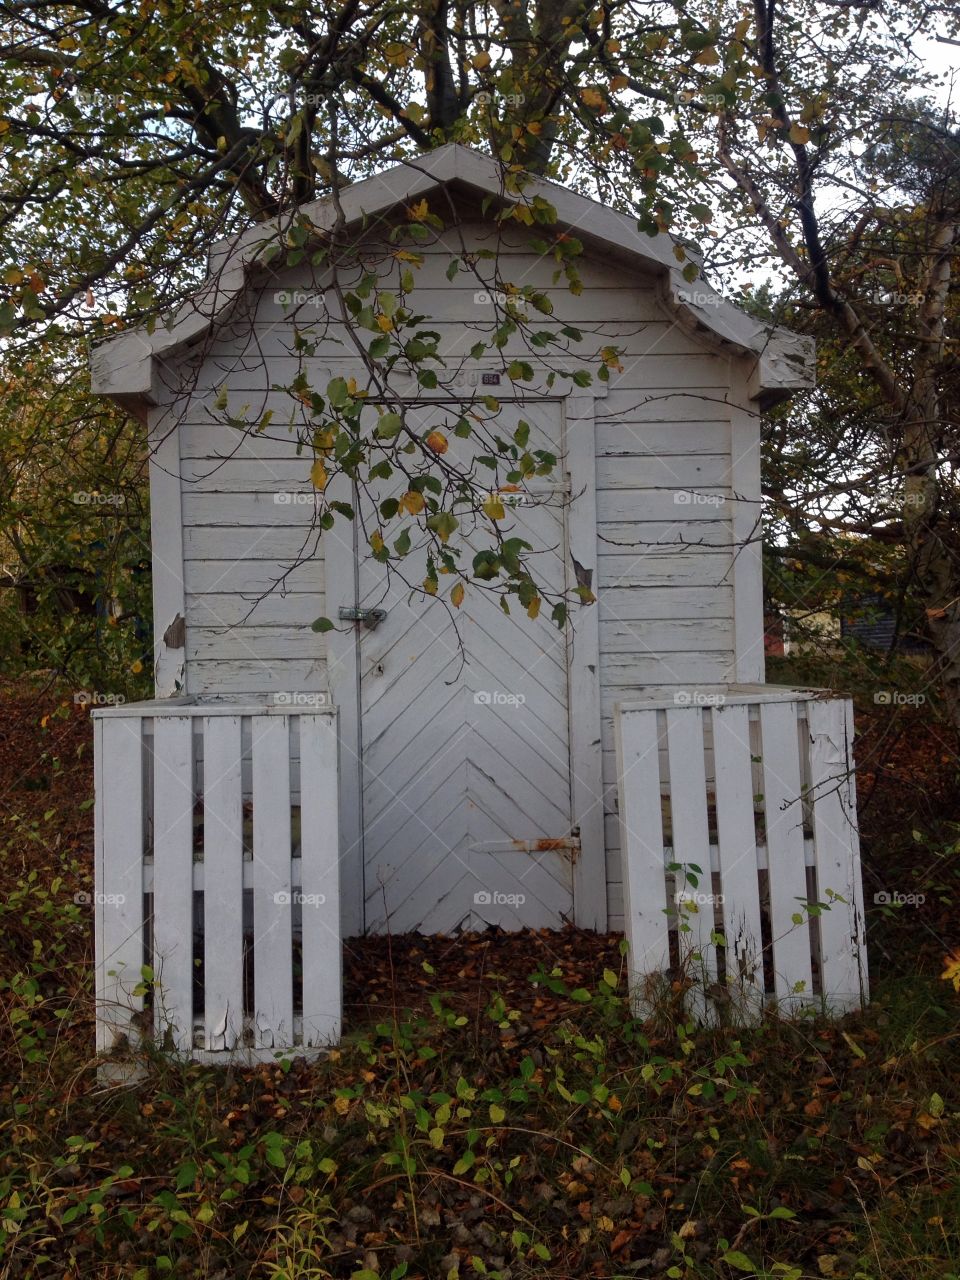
[472,831,581,860]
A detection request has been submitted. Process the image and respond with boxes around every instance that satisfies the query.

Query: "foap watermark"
[274,290,325,310]
[474,690,526,707]
[873,690,926,706]
[72,87,127,112]
[874,890,925,907]
[274,890,327,906]
[74,691,126,708]
[674,690,726,707]
[474,90,526,108]
[674,89,727,108]
[474,289,509,306]
[274,491,320,505]
[72,491,123,506]
[274,691,330,708]
[474,889,526,907]
[674,489,725,508]
[676,286,723,309]
[486,488,531,507]
[675,888,724,907]
[872,289,924,307]
[75,891,126,906]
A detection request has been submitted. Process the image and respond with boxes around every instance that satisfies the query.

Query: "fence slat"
[202,716,244,1050]
[252,715,293,1047]
[151,716,195,1050]
[807,698,867,1010]
[615,708,670,992]
[759,702,813,1005]
[664,707,715,1020]
[711,703,765,1019]
[300,713,342,1046]
[95,716,145,1052]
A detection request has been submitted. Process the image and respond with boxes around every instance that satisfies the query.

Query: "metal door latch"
[338,606,388,629]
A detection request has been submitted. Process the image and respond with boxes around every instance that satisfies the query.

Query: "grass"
[0,675,958,1279]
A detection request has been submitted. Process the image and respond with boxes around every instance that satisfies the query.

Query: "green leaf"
[723,1251,758,1272]
[375,412,404,439]
[394,528,411,556]
[327,377,349,407]
[368,334,390,358]
[311,616,334,633]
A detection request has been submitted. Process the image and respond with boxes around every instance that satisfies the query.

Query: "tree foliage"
[2,0,960,711]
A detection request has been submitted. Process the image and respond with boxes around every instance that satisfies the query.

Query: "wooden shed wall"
[151,217,761,928]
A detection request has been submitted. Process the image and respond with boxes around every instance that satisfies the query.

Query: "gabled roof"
[90,142,814,412]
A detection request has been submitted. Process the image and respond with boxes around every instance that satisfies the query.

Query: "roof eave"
[90,142,816,409]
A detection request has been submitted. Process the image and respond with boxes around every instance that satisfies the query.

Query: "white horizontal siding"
[165,218,754,924]
[186,592,325,627]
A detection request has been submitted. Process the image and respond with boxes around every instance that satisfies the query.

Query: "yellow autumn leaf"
[131,660,143,674]
[451,582,465,608]
[310,459,328,490]
[942,950,960,991]
[609,74,629,91]
[423,576,438,596]
[789,123,811,144]
[376,312,393,332]
[693,46,720,65]
[580,87,606,109]
[400,490,425,515]
[407,198,429,221]
[472,50,491,69]
[333,1095,351,1115]
[483,494,506,521]
[527,596,541,619]
[370,531,385,554]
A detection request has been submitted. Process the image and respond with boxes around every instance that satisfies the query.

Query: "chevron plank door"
[357,401,575,934]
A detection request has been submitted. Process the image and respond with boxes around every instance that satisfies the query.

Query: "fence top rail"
[90,696,336,720]
[616,684,850,713]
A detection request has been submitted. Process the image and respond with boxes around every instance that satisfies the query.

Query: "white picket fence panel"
[93,699,341,1062]
[614,685,867,1021]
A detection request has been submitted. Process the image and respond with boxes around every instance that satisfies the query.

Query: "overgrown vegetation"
[1,674,958,1280]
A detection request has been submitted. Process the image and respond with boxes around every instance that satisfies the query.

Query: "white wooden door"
[354,400,575,934]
